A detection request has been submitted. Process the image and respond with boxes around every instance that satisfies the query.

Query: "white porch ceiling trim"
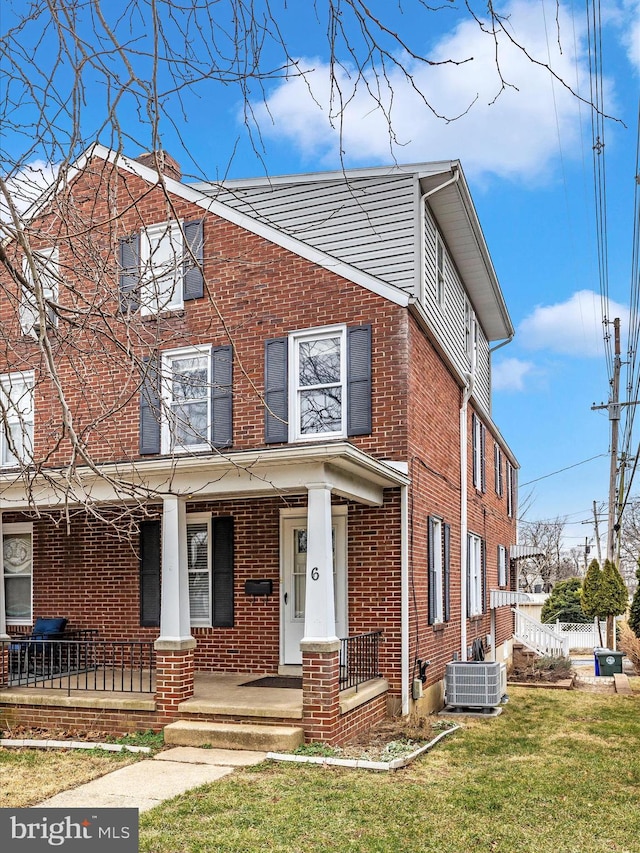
[0,443,410,511]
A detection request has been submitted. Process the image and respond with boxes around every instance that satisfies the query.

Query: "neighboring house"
[0,147,518,746]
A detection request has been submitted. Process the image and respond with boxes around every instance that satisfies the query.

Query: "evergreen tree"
[629,564,640,639]
[599,559,629,648]
[581,559,603,618]
[541,578,589,624]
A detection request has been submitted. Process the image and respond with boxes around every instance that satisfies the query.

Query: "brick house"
[0,146,518,746]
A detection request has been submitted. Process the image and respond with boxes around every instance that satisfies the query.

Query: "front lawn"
[140,688,640,853]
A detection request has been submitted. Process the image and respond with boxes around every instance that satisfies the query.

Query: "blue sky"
[3,0,639,554]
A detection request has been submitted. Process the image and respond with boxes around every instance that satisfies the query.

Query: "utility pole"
[593,500,602,564]
[607,318,621,562]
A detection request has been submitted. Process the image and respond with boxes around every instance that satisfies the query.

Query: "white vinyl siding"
[210,175,417,292]
[423,208,491,412]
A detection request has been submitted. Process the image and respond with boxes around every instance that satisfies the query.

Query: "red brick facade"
[0,152,517,742]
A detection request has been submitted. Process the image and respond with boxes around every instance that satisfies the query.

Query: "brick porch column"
[154,643,196,718]
[301,639,341,744]
[154,495,195,718]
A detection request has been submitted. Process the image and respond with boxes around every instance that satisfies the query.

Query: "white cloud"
[492,357,536,391]
[250,1,608,181]
[1,160,58,220]
[517,289,629,357]
[620,1,640,72]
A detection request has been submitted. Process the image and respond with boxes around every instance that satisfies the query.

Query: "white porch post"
[302,483,337,644]
[157,495,193,646]
[0,511,7,641]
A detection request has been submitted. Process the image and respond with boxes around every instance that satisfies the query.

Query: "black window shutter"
[140,520,160,627]
[140,355,161,455]
[183,220,204,301]
[443,523,451,622]
[427,517,436,626]
[480,423,487,493]
[119,234,140,312]
[264,337,288,443]
[211,345,233,447]
[471,414,478,486]
[347,324,372,436]
[212,516,234,627]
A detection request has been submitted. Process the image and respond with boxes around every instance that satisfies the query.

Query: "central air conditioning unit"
[445,661,506,710]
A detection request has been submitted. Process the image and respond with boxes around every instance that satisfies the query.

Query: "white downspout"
[460,372,474,662]
[419,168,460,303]
[400,481,410,715]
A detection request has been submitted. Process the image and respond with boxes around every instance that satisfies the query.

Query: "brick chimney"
[135,150,182,182]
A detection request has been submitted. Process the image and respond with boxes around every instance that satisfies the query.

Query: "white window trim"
[431,516,444,624]
[3,521,34,626]
[187,513,212,628]
[468,532,483,617]
[494,444,503,497]
[140,220,184,316]
[21,247,58,335]
[498,545,508,588]
[160,344,212,455]
[472,415,485,492]
[506,461,514,518]
[0,371,35,468]
[289,324,347,443]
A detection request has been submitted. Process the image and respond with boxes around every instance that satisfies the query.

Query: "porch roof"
[0,443,410,511]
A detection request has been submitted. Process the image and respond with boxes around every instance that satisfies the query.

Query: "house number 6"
[311,567,319,581]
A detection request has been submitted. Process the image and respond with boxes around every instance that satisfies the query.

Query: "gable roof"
[23,146,512,340]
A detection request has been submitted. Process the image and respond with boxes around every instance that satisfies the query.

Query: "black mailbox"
[244,579,273,597]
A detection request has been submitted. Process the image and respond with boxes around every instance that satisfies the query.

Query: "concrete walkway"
[35,747,267,812]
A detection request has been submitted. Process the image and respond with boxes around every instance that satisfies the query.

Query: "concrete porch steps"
[164,719,304,752]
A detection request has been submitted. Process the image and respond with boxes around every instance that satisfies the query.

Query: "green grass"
[139,689,640,853]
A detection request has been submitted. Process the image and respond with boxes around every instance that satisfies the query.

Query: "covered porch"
[0,443,408,744]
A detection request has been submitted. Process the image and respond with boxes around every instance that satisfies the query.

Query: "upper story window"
[494,444,503,497]
[472,413,486,492]
[20,248,58,335]
[292,327,345,440]
[139,344,233,456]
[498,544,508,588]
[506,460,516,518]
[119,219,203,315]
[264,324,371,444]
[436,233,446,307]
[0,372,34,467]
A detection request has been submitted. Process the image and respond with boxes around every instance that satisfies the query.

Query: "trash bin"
[595,649,624,676]
[593,647,605,676]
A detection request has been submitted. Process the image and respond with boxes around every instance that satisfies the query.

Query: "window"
[506,460,515,518]
[140,345,232,455]
[436,233,446,306]
[494,444,503,497]
[0,372,34,467]
[3,523,33,624]
[465,300,478,369]
[264,324,371,444]
[21,248,58,334]
[140,221,183,314]
[119,219,203,315]
[467,532,484,617]
[291,326,346,440]
[498,545,508,588]
[187,515,234,628]
[428,516,451,625]
[472,413,486,492]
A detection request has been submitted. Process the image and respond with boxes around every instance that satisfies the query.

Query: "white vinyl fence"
[554,619,608,651]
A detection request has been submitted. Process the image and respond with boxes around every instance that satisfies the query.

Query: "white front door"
[281,509,347,665]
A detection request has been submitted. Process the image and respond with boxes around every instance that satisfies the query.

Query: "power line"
[520,452,608,486]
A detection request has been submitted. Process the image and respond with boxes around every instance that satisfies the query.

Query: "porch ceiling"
[0,443,409,511]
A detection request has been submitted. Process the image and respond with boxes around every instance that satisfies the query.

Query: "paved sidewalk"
[35,747,267,812]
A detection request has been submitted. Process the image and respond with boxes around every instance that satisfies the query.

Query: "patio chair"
[11,617,68,679]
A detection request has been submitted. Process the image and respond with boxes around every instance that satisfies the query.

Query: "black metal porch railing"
[339,631,382,691]
[3,637,156,696]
